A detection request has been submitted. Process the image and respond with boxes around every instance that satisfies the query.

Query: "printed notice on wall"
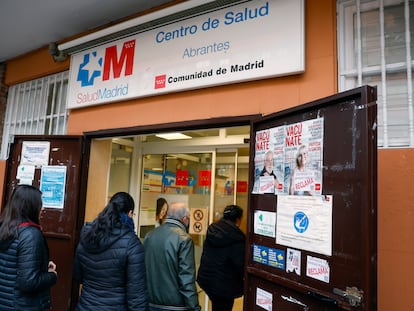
[21,141,50,166]
[252,117,324,196]
[189,207,208,235]
[286,248,301,275]
[306,255,330,283]
[284,118,324,196]
[256,287,273,311]
[254,210,276,238]
[40,166,67,209]
[16,165,35,185]
[276,195,333,256]
[253,126,285,194]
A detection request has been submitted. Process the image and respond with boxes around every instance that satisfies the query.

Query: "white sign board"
[276,195,333,256]
[254,210,276,238]
[67,0,304,109]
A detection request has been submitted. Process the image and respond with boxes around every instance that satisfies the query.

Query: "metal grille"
[337,0,414,148]
[0,71,69,159]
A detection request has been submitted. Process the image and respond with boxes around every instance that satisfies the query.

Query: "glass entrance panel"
[108,142,132,198]
[214,151,237,221]
[214,149,249,233]
[138,152,212,243]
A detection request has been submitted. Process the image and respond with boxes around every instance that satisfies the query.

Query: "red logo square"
[155,74,166,89]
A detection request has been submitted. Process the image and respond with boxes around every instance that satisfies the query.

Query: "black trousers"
[210,295,235,311]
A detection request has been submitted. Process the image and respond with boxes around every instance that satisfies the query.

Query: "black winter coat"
[73,222,148,311]
[0,224,57,311]
[197,219,246,299]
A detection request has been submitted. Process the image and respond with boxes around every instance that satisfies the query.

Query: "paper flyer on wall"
[276,195,333,256]
[252,126,285,194]
[21,141,50,166]
[252,117,324,196]
[284,118,324,195]
[40,165,67,209]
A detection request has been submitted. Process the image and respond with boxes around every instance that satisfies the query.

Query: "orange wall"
[3,0,412,310]
[5,0,337,134]
[378,149,414,310]
[5,48,69,85]
[65,0,337,134]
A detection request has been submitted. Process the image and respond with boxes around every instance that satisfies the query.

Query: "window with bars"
[1,71,69,159]
[337,0,414,148]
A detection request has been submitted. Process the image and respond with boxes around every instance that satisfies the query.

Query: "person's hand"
[48,261,57,276]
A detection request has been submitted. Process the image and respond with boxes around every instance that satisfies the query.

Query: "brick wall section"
[0,63,8,146]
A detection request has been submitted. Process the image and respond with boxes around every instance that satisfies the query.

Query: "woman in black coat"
[73,192,148,311]
[0,185,57,311]
[197,205,246,311]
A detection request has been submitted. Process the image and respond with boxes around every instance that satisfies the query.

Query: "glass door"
[105,126,250,311]
[214,150,248,234]
[137,149,248,311]
[138,152,213,240]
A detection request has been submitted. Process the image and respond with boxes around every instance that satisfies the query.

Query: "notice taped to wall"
[276,195,333,256]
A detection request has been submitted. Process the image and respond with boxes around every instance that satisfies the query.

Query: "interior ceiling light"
[155,133,192,140]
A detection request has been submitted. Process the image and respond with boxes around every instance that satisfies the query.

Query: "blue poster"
[268,248,285,270]
[40,166,67,209]
[253,244,285,270]
[253,244,269,265]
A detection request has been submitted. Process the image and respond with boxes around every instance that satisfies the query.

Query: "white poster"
[276,195,333,256]
[286,248,301,275]
[284,118,324,195]
[306,255,330,283]
[21,141,50,166]
[256,287,273,311]
[16,165,35,181]
[254,210,276,238]
[252,117,324,196]
[67,0,304,109]
[252,126,285,194]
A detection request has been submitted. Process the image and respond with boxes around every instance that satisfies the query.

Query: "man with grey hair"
[144,202,201,311]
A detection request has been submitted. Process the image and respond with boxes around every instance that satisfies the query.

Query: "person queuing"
[155,197,168,227]
[73,192,148,311]
[0,185,57,311]
[144,202,201,311]
[197,205,246,311]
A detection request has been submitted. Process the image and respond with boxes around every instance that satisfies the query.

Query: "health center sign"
[67,0,305,109]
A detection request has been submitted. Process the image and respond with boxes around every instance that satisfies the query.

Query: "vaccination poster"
[252,126,285,194]
[284,118,324,196]
[252,117,324,196]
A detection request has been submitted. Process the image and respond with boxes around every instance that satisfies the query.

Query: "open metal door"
[245,86,377,310]
[3,135,88,311]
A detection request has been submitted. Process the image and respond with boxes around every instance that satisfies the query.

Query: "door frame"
[2,134,92,311]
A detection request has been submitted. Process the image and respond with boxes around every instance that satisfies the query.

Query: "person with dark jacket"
[144,202,201,311]
[73,192,148,311]
[0,185,57,311]
[197,204,246,311]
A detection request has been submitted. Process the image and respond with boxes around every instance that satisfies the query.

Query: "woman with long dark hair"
[0,185,57,311]
[73,192,148,310]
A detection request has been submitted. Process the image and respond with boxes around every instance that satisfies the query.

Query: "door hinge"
[333,287,363,307]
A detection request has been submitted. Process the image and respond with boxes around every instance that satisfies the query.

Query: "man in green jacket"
[144,202,201,311]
